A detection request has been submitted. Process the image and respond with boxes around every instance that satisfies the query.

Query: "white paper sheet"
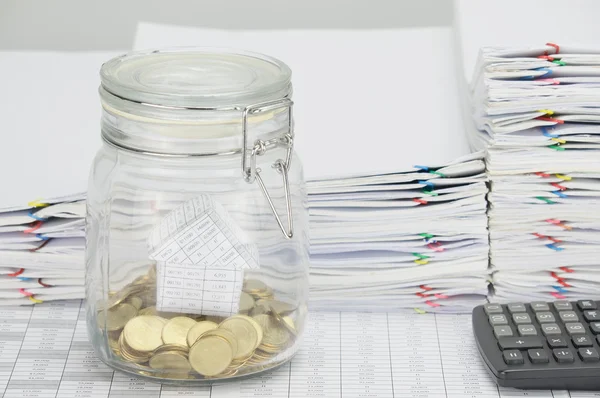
[133,22,470,180]
[0,300,580,398]
[0,51,119,210]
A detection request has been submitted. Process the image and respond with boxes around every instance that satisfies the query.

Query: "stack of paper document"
[307,152,490,313]
[468,44,600,302]
[0,51,115,306]
[0,195,86,305]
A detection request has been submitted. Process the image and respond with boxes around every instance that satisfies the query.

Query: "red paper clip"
[551,182,567,191]
[23,221,43,234]
[559,266,574,273]
[19,288,33,297]
[535,172,551,178]
[38,278,53,288]
[8,268,25,277]
[538,55,555,61]
[551,292,566,300]
[425,300,441,308]
[550,271,572,287]
[427,242,445,252]
[537,116,564,124]
[546,42,560,54]
[538,78,560,85]
[29,239,51,252]
[413,198,428,205]
[420,285,433,291]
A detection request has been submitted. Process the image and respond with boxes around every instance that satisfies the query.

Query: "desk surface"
[0,300,582,397]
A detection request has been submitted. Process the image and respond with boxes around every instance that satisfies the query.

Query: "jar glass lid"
[98,48,294,156]
[100,47,292,110]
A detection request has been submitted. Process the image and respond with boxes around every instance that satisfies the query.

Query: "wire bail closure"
[242,98,294,239]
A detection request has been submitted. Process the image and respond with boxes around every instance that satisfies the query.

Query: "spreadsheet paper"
[0,300,589,397]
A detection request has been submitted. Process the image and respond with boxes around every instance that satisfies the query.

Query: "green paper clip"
[535,196,556,204]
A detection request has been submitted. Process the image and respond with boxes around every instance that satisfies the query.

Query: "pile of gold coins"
[96,268,302,380]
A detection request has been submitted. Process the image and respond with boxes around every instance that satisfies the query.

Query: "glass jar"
[85,48,309,384]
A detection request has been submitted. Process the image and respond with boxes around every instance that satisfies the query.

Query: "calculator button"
[489,314,508,326]
[548,336,568,348]
[497,337,543,350]
[554,301,573,311]
[578,348,600,363]
[590,322,600,334]
[507,303,527,313]
[573,335,594,348]
[536,312,556,323]
[553,349,574,363]
[503,350,524,365]
[559,311,579,323]
[577,300,597,311]
[484,303,503,314]
[518,325,537,336]
[584,310,600,322]
[541,323,562,336]
[512,313,532,324]
[494,325,514,338]
[566,322,586,335]
[531,302,550,312]
[528,349,549,364]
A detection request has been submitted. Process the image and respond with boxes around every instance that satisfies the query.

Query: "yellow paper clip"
[555,174,572,181]
[551,137,567,144]
[538,109,554,115]
[28,296,43,304]
[414,259,429,265]
[414,308,426,314]
[28,199,49,208]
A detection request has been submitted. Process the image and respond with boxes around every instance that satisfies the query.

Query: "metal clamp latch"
[242,98,294,239]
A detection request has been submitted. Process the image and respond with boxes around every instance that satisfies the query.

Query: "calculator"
[473,300,600,390]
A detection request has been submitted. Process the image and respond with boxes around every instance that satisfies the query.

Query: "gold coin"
[103,285,145,310]
[271,310,297,337]
[199,329,239,358]
[204,315,226,324]
[162,317,197,346]
[118,332,151,363]
[186,321,218,347]
[243,279,268,292]
[154,344,189,355]
[149,351,191,373]
[97,303,138,332]
[239,292,255,313]
[282,316,296,334]
[219,316,258,359]
[157,310,185,319]
[128,296,143,310]
[235,314,263,349]
[148,263,157,280]
[253,314,290,348]
[256,299,296,315]
[132,275,150,286]
[189,335,234,376]
[138,306,158,316]
[123,315,167,352]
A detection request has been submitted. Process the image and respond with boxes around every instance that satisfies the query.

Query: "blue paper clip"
[546,243,564,251]
[551,190,568,198]
[17,277,32,282]
[552,285,568,293]
[419,180,435,189]
[36,234,50,241]
[414,165,429,172]
[541,126,559,138]
[28,211,48,222]
[535,67,553,77]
